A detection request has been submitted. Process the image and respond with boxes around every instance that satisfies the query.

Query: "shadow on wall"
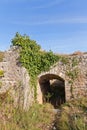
[39,74,66,108]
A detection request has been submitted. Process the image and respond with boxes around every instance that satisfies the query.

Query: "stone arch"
[38,74,66,108]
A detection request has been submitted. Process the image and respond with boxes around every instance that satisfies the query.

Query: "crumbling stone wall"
[37,53,87,103]
[0,47,33,110]
[0,47,87,109]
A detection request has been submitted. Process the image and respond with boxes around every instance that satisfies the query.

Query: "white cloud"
[11,16,87,26]
[34,0,64,9]
[39,17,87,24]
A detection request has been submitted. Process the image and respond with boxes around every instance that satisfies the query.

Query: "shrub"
[11,33,60,99]
[0,70,4,77]
[60,56,69,64]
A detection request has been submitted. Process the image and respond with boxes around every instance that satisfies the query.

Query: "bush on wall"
[12,32,60,99]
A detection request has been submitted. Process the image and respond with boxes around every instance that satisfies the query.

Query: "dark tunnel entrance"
[39,74,66,108]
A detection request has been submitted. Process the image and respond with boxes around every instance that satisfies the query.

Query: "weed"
[57,98,87,130]
[0,70,4,77]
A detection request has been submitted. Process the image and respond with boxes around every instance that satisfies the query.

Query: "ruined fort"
[0,47,87,109]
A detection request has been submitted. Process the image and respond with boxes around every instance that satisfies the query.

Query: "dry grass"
[0,92,55,130]
[56,98,87,130]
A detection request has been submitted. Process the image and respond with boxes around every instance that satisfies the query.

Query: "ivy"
[66,57,80,98]
[12,33,60,100]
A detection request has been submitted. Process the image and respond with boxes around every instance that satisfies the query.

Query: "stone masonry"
[0,47,33,110]
[0,47,87,109]
[37,52,87,104]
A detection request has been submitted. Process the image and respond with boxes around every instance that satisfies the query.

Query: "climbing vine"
[12,33,60,100]
[66,57,80,98]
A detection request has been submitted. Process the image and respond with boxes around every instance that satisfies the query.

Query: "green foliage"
[65,57,79,81]
[0,70,4,77]
[13,103,54,130]
[0,92,87,130]
[0,92,54,130]
[65,57,80,98]
[60,56,69,64]
[66,67,79,98]
[45,92,53,102]
[0,51,4,62]
[12,33,60,99]
[66,68,79,81]
[57,98,87,130]
[72,57,79,67]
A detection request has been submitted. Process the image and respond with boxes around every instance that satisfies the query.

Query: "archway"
[39,74,65,108]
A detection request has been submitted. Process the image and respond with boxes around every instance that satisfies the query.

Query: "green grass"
[0,90,87,130]
[0,91,54,130]
[56,98,87,130]
[0,104,54,130]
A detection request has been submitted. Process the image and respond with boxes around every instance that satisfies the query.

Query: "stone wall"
[37,53,87,103]
[0,47,33,110]
[0,47,87,109]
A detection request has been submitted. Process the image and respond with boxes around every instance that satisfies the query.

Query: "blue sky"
[0,0,87,53]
